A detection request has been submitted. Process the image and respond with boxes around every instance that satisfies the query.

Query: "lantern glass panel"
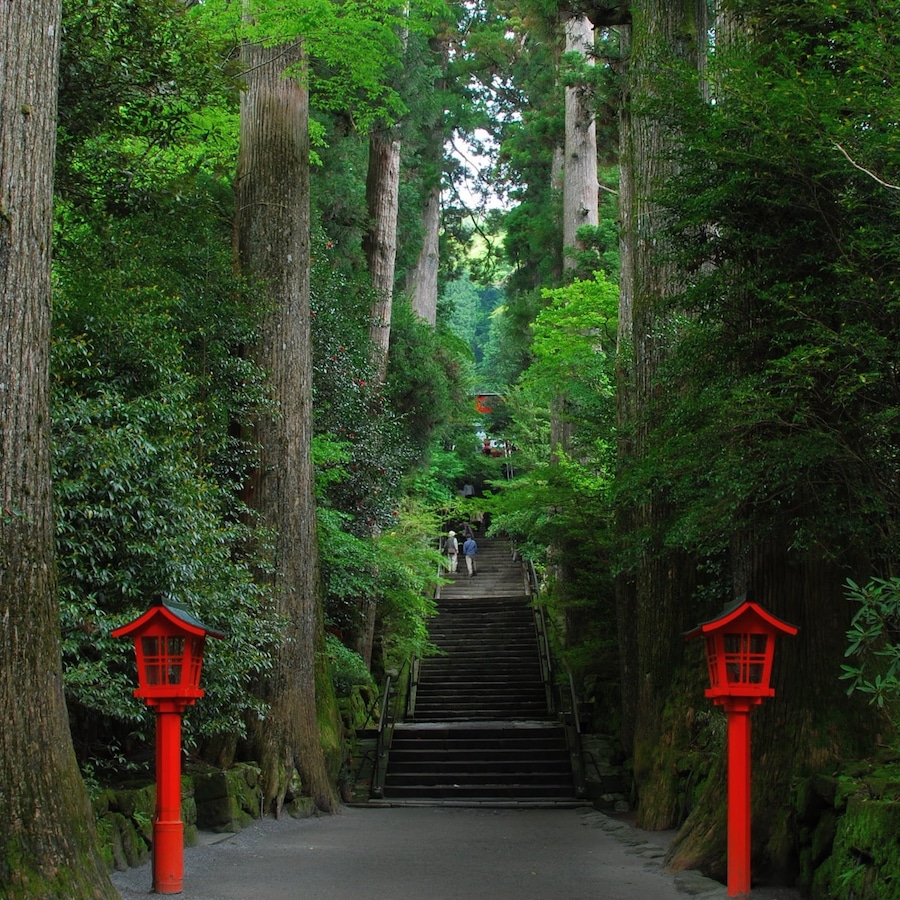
[141,636,161,685]
[723,633,768,685]
[705,635,720,688]
[166,636,185,684]
[140,635,186,687]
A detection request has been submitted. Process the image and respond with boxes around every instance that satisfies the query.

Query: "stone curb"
[578,810,728,898]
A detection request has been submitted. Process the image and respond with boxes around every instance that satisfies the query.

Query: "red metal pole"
[153,703,185,894]
[726,700,753,899]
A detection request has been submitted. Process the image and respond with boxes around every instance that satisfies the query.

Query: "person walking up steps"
[446,531,459,573]
[463,534,477,576]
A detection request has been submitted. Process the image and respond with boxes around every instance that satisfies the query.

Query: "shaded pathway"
[111,807,681,899]
[111,805,802,899]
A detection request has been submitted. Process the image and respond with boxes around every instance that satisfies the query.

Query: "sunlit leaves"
[196,0,445,129]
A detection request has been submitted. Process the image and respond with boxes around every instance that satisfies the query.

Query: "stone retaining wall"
[94,762,316,872]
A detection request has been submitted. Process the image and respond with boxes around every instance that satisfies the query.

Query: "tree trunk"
[405,31,449,326]
[614,18,639,755]
[0,2,117,894]
[235,37,338,814]
[364,126,401,381]
[406,182,440,326]
[616,0,708,830]
[563,13,600,271]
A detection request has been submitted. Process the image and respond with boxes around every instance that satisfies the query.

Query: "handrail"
[370,659,410,799]
[526,558,587,799]
[369,671,394,798]
[405,656,420,720]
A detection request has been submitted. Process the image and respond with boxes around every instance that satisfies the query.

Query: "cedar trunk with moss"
[235,36,339,815]
[616,0,709,829]
[0,0,118,894]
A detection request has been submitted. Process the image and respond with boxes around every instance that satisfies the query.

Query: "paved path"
[110,806,802,900]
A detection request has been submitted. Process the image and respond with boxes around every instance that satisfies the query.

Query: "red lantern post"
[686,601,797,899]
[113,601,224,894]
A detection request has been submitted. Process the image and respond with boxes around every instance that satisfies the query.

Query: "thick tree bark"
[616,0,708,830]
[614,20,639,753]
[619,1,886,882]
[235,38,338,814]
[364,126,401,381]
[406,182,440,326]
[0,2,117,895]
[563,13,600,270]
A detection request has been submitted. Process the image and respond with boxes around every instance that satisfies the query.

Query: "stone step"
[377,548,576,804]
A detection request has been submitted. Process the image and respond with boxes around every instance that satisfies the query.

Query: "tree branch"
[834,143,900,192]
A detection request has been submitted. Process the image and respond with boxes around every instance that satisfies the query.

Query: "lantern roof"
[111,600,226,641]
[685,599,798,641]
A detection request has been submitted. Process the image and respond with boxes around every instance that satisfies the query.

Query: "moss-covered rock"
[813,797,900,899]
[317,663,346,788]
[193,764,262,832]
[94,763,268,869]
[286,796,317,818]
[99,811,150,871]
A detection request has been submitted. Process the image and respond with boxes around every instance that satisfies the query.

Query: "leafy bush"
[52,180,276,773]
[841,577,900,710]
[325,634,375,698]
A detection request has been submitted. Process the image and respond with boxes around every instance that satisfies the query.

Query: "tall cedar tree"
[660,1,896,880]
[618,0,892,882]
[235,37,339,814]
[365,122,402,380]
[0,0,117,893]
[615,0,709,825]
[562,12,599,270]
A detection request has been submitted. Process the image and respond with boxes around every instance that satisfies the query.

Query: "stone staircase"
[379,538,579,805]
[440,536,530,599]
[412,595,547,719]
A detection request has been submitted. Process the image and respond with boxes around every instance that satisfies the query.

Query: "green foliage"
[58,0,240,212]
[316,503,380,635]
[311,253,417,534]
[489,271,620,679]
[316,484,443,678]
[51,14,276,764]
[842,578,900,710]
[502,272,619,474]
[196,0,445,130]
[526,272,618,419]
[325,633,375,698]
[443,272,508,392]
[371,497,443,671]
[387,302,467,456]
[621,0,900,565]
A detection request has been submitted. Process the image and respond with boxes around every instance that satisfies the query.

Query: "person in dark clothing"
[462,535,477,576]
